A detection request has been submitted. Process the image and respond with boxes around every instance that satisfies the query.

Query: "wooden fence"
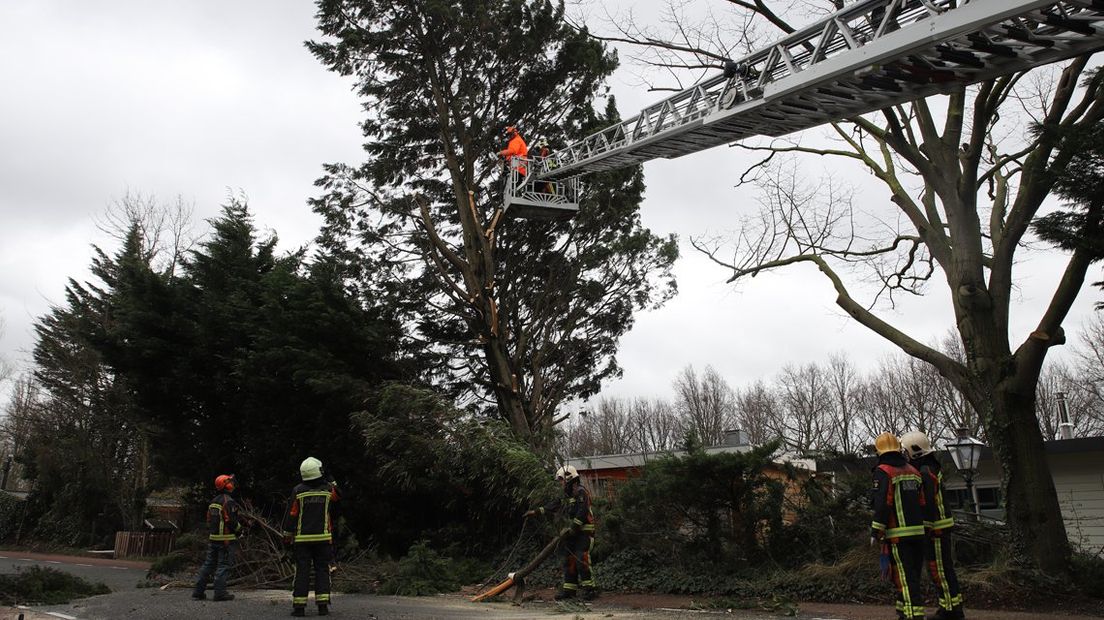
[114,531,175,558]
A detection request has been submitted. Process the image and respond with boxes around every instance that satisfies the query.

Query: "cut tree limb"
[470,531,565,603]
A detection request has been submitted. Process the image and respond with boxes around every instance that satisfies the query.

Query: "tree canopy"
[308,0,678,446]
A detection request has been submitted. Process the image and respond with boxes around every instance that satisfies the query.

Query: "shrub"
[0,566,110,605]
[0,493,25,542]
[351,384,555,556]
[149,552,191,576]
[1071,551,1104,599]
[378,540,461,596]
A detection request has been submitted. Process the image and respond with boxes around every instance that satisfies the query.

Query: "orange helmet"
[505,125,518,136]
[214,474,236,492]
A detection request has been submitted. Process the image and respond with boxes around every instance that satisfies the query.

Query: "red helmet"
[214,474,236,492]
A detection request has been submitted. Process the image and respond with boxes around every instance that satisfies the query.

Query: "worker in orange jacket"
[499,125,528,180]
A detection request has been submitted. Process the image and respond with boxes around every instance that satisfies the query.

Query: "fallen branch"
[470,531,565,603]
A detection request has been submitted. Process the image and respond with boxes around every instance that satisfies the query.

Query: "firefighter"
[524,465,597,601]
[901,430,965,620]
[192,474,242,602]
[534,138,556,194]
[871,432,927,620]
[499,125,528,181]
[282,457,341,617]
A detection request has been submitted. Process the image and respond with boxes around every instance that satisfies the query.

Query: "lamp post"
[946,427,985,521]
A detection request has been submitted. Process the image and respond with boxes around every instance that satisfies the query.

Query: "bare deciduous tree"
[673,364,738,446]
[775,362,835,452]
[734,379,779,446]
[601,0,1104,569]
[94,191,196,278]
[826,352,861,455]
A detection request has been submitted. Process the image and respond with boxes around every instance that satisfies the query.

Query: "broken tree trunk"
[470,531,565,603]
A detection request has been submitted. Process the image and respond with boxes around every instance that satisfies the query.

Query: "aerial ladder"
[503,0,1104,219]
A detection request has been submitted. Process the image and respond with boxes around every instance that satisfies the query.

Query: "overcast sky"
[1,2,1099,412]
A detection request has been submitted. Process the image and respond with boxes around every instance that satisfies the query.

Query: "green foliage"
[149,552,191,576]
[378,541,461,596]
[17,228,153,542]
[771,473,871,566]
[1070,552,1104,600]
[353,384,555,555]
[0,566,110,605]
[18,200,407,547]
[309,0,678,440]
[603,441,791,569]
[0,493,24,541]
[1030,84,1104,305]
[105,200,405,495]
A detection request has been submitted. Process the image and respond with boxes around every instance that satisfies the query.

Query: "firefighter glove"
[524,510,537,518]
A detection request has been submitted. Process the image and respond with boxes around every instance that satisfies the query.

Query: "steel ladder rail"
[536,0,1104,182]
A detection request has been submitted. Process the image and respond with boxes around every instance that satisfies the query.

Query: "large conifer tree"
[309,0,678,445]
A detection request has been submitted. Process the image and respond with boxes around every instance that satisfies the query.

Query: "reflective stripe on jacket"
[871,453,926,542]
[282,480,340,543]
[206,493,242,543]
[916,456,954,533]
[538,481,596,534]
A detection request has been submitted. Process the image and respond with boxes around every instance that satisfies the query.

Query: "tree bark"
[988,382,1071,571]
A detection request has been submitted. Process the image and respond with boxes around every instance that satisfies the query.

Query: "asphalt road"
[12,589,768,620]
[0,550,146,592]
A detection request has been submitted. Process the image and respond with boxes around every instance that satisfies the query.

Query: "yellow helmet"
[874,432,902,455]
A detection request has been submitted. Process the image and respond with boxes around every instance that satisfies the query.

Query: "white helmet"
[900,431,934,458]
[555,465,579,482]
[300,456,323,481]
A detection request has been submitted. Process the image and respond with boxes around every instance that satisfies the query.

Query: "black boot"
[928,607,965,620]
[291,606,305,617]
[212,593,234,602]
[580,586,599,601]
[553,588,576,601]
[318,603,329,616]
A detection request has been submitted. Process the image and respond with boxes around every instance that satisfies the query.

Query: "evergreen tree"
[1032,116,1104,303]
[26,228,153,544]
[309,0,677,445]
[107,200,406,502]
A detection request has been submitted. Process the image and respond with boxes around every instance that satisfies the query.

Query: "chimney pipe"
[723,429,749,447]
[1056,391,1074,440]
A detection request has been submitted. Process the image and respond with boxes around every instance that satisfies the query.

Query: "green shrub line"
[0,566,110,606]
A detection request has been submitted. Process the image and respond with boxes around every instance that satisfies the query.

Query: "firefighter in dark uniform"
[902,430,965,620]
[525,465,597,601]
[192,474,242,602]
[282,457,340,617]
[871,433,927,620]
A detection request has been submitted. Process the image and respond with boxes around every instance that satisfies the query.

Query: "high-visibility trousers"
[927,533,963,612]
[889,537,926,620]
[561,534,595,591]
[292,542,332,608]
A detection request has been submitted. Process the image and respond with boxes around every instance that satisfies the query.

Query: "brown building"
[565,430,817,521]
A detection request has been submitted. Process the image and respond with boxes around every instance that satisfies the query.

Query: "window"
[944,486,1001,510]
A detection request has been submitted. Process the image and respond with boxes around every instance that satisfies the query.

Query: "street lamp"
[946,427,985,521]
